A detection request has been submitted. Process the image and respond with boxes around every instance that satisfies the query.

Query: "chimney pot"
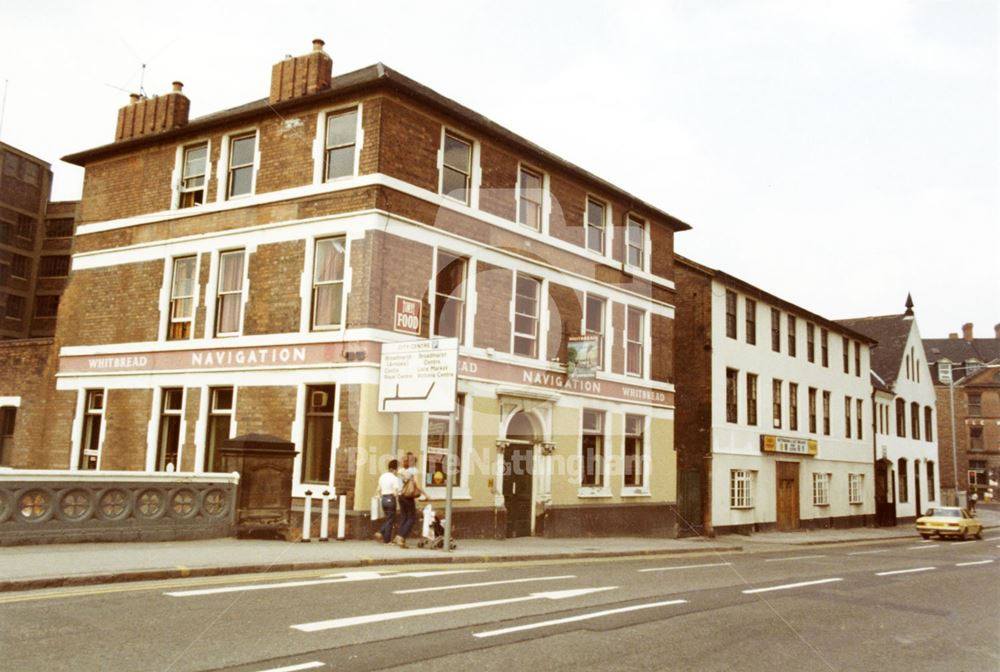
[172,81,184,93]
[962,323,974,342]
[129,93,141,104]
[949,333,958,340]
[994,323,1000,340]
[313,38,325,52]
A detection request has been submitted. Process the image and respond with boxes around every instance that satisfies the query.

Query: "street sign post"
[378,338,459,551]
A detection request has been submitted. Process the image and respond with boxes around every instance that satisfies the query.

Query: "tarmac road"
[2,533,999,672]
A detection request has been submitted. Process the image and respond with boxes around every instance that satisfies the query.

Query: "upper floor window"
[968,393,982,416]
[725,290,737,339]
[772,379,783,429]
[970,426,984,451]
[23,161,40,186]
[518,167,543,230]
[770,308,781,352]
[895,398,906,437]
[441,131,472,204]
[585,198,606,254]
[168,256,196,340]
[5,295,24,320]
[512,273,540,358]
[311,237,346,330]
[844,395,852,438]
[821,328,829,367]
[46,218,74,238]
[842,336,850,373]
[325,107,359,180]
[38,255,70,278]
[745,298,756,345]
[924,406,933,442]
[726,368,738,423]
[179,143,208,208]
[747,373,758,426]
[808,387,817,433]
[11,254,30,279]
[789,382,799,431]
[854,341,861,376]
[787,315,797,357]
[626,215,645,268]
[433,251,467,341]
[807,323,815,362]
[226,133,256,198]
[584,294,606,370]
[857,399,863,440]
[626,307,645,377]
[822,391,831,435]
[910,401,921,440]
[215,250,245,336]
[34,294,59,318]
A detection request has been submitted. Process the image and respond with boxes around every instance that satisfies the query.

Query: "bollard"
[319,490,331,542]
[337,494,347,541]
[301,490,313,542]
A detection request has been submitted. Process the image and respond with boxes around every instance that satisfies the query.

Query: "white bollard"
[337,495,347,541]
[301,490,313,542]
[319,490,331,542]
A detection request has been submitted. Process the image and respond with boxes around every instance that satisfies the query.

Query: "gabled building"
[675,257,876,534]
[924,323,1000,503]
[6,40,689,538]
[838,296,941,524]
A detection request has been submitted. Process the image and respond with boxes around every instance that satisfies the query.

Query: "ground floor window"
[581,409,605,487]
[205,387,234,472]
[425,395,464,487]
[79,390,104,470]
[926,461,935,501]
[302,385,336,484]
[812,472,830,506]
[898,458,908,502]
[848,473,863,504]
[0,406,16,466]
[156,388,184,471]
[730,469,754,508]
[623,414,645,487]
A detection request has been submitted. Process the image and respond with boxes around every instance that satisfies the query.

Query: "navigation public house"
[1,41,688,538]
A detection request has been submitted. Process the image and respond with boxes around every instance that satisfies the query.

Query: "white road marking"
[394,575,576,594]
[907,545,940,550]
[473,599,688,638]
[956,560,994,567]
[292,587,618,632]
[255,663,325,672]
[742,578,843,594]
[876,567,936,576]
[763,555,826,563]
[165,569,484,597]
[951,541,976,545]
[848,549,890,556]
[639,562,732,573]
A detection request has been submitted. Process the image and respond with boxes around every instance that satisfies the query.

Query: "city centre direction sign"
[378,338,458,413]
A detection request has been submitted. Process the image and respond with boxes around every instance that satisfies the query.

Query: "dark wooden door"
[913,461,922,518]
[503,444,533,538]
[875,459,897,526]
[678,469,703,534]
[776,461,800,531]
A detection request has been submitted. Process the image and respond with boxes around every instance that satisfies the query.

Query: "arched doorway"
[503,412,537,538]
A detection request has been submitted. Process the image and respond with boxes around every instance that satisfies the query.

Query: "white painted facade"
[871,318,941,519]
[708,279,875,530]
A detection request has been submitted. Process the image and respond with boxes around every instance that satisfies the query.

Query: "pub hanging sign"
[761,434,818,456]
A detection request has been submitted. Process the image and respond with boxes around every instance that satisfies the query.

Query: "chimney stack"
[962,323,974,342]
[994,323,1000,340]
[949,333,958,340]
[269,39,332,105]
[115,82,190,142]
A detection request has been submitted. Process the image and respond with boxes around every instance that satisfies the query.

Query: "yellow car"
[915,507,983,540]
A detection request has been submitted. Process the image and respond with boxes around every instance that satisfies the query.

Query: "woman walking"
[376,459,401,544]
[395,452,424,548]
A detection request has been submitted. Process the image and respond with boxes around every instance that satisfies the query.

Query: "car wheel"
[958,529,967,541]
[974,527,983,540]
[920,533,931,540]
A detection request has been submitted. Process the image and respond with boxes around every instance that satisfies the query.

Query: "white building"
[676,258,876,533]
[839,296,941,523]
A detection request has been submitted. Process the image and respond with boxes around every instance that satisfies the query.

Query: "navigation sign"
[393,296,422,336]
[378,338,458,413]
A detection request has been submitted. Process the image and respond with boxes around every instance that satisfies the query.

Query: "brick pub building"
[7,41,688,538]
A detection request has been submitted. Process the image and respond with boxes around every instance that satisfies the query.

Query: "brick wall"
[56,261,163,346]
[336,384,360,509]
[235,386,297,439]
[363,230,433,334]
[102,388,153,471]
[651,313,674,383]
[547,283,582,363]
[474,261,512,351]
[673,261,713,472]
[244,240,305,335]
[378,96,440,192]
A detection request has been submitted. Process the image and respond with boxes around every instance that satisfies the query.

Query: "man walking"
[376,459,401,544]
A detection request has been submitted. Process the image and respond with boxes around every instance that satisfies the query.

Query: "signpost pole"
[391,412,399,461]
[443,410,456,552]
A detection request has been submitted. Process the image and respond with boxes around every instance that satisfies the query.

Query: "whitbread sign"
[378,338,458,414]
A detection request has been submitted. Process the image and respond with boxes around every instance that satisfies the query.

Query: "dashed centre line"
[473,599,688,638]
[256,663,325,672]
[876,567,936,576]
[848,549,890,556]
[906,545,940,550]
[742,578,843,594]
[956,560,994,567]
[639,562,732,573]
[763,555,826,563]
[394,575,576,594]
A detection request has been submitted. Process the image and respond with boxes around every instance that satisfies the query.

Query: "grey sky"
[1,0,996,339]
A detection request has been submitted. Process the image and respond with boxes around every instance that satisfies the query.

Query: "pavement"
[2,503,996,593]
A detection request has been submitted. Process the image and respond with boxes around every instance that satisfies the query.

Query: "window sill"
[730,505,754,510]
[577,487,612,498]
[620,489,650,498]
[813,503,830,507]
